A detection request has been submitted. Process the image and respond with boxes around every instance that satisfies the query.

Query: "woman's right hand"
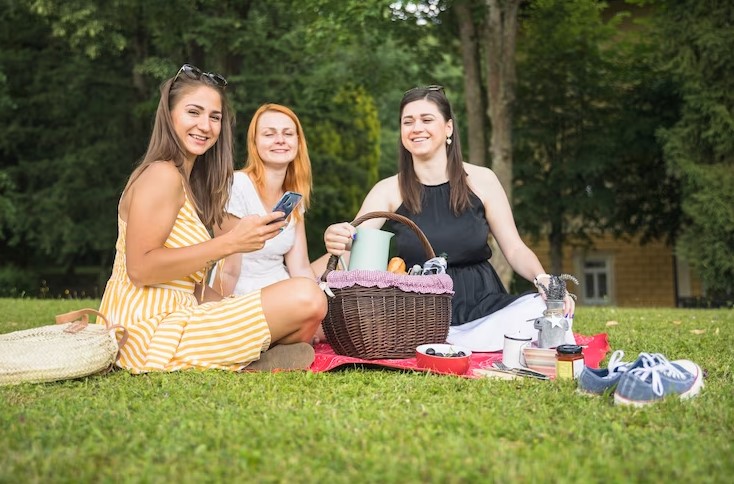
[228,212,287,254]
[324,222,356,256]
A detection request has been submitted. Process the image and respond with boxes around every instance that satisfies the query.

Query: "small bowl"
[416,344,472,375]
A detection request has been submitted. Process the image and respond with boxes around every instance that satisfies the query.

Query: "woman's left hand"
[534,273,575,318]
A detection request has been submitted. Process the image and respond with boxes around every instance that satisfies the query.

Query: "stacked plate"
[523,347,556,376]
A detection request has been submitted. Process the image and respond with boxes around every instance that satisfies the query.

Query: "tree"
[0,0,407,290]
[602,36,682,247]
[480,0,521,285]
[0,171,15,238]
[453,0,487,168]
[304,85,381,258]
[0,4,140,280]
[512,0,622,273]
[641,0,734,298]
[483,0,519,196]
[0,70,16,240]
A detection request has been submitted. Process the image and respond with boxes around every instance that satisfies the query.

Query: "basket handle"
[56,308,129,362]
[56,308,109,327]
[321,211,436,281]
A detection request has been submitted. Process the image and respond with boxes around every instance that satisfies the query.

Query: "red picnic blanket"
[310,333,609,379]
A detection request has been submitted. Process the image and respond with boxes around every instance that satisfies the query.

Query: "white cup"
[502,332,532,369]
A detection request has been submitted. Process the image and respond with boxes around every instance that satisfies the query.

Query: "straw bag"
[320,211,453,359]
[0,308,128,385]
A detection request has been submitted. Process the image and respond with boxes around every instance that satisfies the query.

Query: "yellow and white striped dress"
[98,192,271,373]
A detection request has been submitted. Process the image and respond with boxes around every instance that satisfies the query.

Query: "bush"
[0,265,39,297]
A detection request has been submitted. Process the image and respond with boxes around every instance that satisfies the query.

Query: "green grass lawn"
[1,299,732,483]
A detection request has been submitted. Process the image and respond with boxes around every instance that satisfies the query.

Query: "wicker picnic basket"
[0,308,128,385]
[320,211,453,359]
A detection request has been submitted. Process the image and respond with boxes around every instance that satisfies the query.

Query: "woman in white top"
[214,103,316,295]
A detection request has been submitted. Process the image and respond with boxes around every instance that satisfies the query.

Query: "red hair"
[243,104,312,222]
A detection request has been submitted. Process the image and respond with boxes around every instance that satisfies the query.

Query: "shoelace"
[607,351,672,375]
[614,352,670,371]
[627,355,688,396]
[607,350,630,373]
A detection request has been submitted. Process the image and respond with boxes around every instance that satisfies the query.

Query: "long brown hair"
[124,73,234,229]
[397,88,471,215]
[243,103,312,222]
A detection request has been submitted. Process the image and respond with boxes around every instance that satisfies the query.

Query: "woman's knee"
[289,278,328,321]
[265,278,326,322]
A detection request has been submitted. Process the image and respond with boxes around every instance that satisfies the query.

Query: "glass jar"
[556,344,584,380]
[534,299,569,349]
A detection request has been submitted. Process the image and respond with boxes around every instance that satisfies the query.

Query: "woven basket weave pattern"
[323,286,452,359]
[321,211,453,359]
[0,324,119,385]
[0,309,125,386]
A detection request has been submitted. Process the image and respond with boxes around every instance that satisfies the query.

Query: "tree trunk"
[484,0,520,288]
[225,0,255,76]
[131,7,149,102]
[455,0,487,167]
[187,41,206,70]
[549,217,564,275]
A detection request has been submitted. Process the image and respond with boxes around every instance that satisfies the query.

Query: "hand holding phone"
[230,214,285,253]
[269,191,302,224]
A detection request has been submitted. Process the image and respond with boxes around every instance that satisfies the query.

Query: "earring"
[446,137,452,145]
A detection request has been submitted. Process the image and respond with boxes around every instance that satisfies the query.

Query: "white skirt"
[446,293,576,352]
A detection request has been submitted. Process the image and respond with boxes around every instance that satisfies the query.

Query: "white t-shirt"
[225,172,298,295]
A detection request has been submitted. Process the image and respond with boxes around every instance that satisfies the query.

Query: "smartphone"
[269,191,302,223]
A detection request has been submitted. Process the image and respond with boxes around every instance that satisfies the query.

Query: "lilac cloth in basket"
[326,270,454,295]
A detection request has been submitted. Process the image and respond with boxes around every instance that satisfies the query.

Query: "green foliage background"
[514,0,622,253]
[0,0,731,299]
[0,0,407,287]
[647,0,734,297]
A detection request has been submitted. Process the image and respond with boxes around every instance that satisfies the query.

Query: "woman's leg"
[447,294,548,351]
[260,277,327,344]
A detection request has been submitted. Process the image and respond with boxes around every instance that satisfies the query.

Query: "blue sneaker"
[614,355,704,407]
[578,351,692,395]
[578,350,632,395]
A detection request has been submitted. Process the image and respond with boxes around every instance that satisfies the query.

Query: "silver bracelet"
[533,273,550,288]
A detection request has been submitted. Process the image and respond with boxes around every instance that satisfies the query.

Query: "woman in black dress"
[322,85,576,351]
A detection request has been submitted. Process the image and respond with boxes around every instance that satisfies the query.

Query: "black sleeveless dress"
[386,182,522,326]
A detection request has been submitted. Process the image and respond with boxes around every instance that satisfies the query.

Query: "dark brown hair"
[124,73,234,229]
[397,88,471,215]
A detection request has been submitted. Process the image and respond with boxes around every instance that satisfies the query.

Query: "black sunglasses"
[403,84,445,96]
[173,64,228,88]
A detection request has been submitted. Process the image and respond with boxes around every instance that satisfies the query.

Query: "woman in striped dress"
[98,64,326,373]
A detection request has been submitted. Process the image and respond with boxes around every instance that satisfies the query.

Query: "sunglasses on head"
[173,64,228,88]
[403,84,445,96]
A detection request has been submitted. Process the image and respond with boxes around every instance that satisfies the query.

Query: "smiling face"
[171,85,223,162]
[400,99,453,161]
[255,111,299,166]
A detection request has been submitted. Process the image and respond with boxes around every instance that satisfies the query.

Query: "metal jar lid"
[556,344,583,355]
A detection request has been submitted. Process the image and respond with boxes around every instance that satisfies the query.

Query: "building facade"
[524,234,704,307]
